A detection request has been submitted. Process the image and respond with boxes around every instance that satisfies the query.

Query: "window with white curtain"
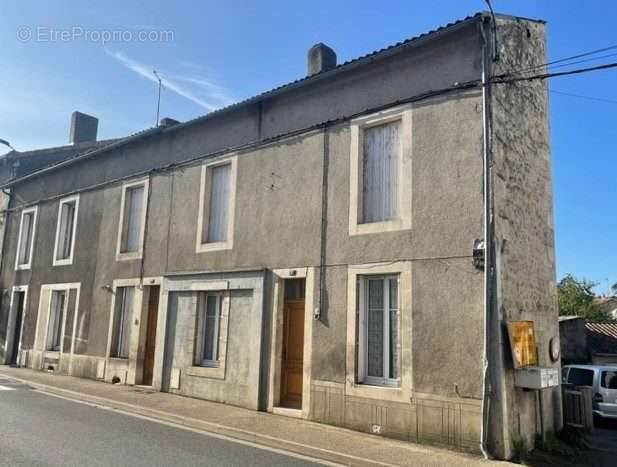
[16,207,37,269]
[117,180,148,259]
[357,275,400,386]
[205,163,231,243]
[111,287,133,358]
[196,157,237,253]
[194,292,223,367]
[46,290,66,351]
[54,196,79,264]
[361,120,401,223]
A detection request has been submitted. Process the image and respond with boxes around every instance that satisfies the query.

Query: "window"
[358,275,399,386]
[362,121,400,223]
[601,371,617,389]
[196,157,237,253]
[53,195,79,265]
[194,292,222,367]
[46,290,66,351]
[567,368,594,387]
[111,287,134,358]
[206,164,230,243]
[349,106,412,236]
[16,207,37,269]
[116,180,148,260]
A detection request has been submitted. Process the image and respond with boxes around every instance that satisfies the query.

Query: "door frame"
[33,283,81,373]
[3,285,28,365]
[267,267,315,419]
[140,284,161,386]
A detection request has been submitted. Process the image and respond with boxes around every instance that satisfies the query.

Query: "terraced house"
[0,12,562,459]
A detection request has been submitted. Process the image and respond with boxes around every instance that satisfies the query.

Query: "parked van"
[563,364,617,420]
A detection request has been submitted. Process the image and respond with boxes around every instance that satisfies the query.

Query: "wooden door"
[280,298,305,408]
[142,286,159,386]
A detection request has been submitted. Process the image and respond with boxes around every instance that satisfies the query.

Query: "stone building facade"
[0,12,561,459]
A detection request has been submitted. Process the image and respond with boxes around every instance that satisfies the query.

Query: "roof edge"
[4,10,545,188]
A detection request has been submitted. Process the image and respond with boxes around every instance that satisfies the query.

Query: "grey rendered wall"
[489,18,562,456]
[0,16,500,451]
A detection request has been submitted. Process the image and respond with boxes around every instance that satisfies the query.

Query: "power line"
[545,51,617,71]
[550,89,617,105]
[498,43,617,78]
[493,61,617,84]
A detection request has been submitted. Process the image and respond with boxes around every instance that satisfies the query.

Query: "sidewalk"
[0,366,512,467]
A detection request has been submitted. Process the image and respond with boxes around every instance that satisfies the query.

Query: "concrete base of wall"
[310,380,481,452]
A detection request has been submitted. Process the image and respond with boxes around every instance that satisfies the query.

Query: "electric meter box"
[514,366,559,389]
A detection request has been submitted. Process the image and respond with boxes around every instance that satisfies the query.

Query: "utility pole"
[153,70,162,127]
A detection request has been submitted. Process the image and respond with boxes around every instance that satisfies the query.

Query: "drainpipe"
[479,20,493,459]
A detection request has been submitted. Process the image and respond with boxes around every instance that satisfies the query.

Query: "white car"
[563,364,617,420]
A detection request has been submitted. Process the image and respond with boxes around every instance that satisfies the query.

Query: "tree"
[558,274,614,322]
[612,282,617,297]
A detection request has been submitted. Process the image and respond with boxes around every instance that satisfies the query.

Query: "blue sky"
[1,1,615,293]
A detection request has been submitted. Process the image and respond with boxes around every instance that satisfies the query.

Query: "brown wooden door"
[142,286,159,386]
[280,298,305,408]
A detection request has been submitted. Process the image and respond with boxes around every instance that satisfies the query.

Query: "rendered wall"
[489,18,562,457]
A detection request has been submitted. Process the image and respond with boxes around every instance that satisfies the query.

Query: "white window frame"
[196,156,237,253]
[346,261,412,403]
[46,289,68,352]
[185,288,230,380]
[33,283,81,364]
[194,292,223,367]
[15,206,38,270]
[110,286,134,359]
[349,105,413,236]
[357,275,400,387]
[116,178,149,261]
[53,194,80,266]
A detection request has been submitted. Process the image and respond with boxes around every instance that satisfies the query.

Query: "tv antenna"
[153,69,163,127]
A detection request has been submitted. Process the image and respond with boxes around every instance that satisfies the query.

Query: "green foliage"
[612,282,617,296]
[558,274,614,322]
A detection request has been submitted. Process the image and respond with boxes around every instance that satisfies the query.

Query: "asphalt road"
[0,378,323,467]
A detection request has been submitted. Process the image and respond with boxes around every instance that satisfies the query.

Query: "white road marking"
[37,390,347,467]
[0,385,15,391]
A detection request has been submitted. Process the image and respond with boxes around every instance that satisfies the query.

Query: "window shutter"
[126,186,144,252]
[19,212,33,265]
[207,164,231,243]
[362,121,401,223]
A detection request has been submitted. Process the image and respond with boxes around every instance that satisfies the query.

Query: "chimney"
[69,111,98,144]
[159,117,180,127]
[307,43,337,76]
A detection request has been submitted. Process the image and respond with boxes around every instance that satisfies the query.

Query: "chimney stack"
[307,43,337,76]
[69,111,98,144]
[159,117,180,127]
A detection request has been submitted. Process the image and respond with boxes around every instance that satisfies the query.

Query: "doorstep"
[0,366,511,467]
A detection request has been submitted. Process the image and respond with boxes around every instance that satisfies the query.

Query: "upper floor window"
[196,157,237,253]
[53,195,79,266]
[116,179,149,261]
[349,105,412,236]
[362,121,400,223]
[15,206,38,270]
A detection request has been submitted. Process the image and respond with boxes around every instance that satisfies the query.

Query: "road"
[0,378,324,467]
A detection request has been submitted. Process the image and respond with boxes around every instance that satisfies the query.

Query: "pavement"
[0,365,513,467]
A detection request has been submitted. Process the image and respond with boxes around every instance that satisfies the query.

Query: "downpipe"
[479,25,492,460]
